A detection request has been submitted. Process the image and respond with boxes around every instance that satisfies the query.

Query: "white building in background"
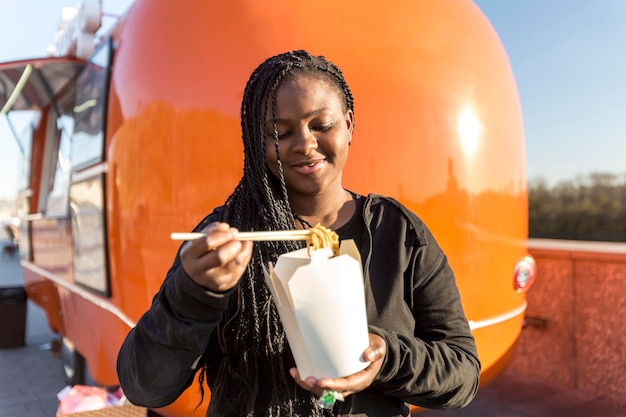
[0,199,17,221]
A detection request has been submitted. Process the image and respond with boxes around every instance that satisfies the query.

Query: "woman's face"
[264,75,354,198]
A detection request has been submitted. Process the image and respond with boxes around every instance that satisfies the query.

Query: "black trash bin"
[0,286,28,348]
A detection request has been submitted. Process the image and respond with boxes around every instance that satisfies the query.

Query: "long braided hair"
[199,50,355,416]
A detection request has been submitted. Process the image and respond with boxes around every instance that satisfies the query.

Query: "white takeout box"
[262,240,370,380]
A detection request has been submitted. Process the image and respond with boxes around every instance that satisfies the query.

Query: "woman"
[117,50,480,417]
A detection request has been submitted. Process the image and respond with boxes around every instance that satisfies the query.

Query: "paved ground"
[1,235,67,417]
[0,299,65,417]
[418,374,626,417]
[1,236,625,417]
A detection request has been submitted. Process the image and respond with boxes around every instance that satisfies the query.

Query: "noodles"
[306,223,340,257]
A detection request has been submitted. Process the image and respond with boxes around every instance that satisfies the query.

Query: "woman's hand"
[289,333,386,397]
[180,222,253,293]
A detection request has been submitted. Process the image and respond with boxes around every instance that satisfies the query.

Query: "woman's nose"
[292,128,317,154]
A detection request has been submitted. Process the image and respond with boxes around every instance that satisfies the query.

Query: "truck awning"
[0,57,84,115]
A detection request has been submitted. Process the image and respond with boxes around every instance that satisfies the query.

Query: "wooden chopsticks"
[170,230,311,242]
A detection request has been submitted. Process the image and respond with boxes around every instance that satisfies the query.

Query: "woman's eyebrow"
[266,108,331,125]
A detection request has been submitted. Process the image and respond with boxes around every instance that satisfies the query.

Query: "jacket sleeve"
[369,213,481,409]
[116,253,234,408]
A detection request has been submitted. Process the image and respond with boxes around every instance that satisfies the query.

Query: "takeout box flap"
[262,263,290,308]
[338,238,361,264]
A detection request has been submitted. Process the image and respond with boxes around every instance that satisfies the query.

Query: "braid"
[201,50,354,417]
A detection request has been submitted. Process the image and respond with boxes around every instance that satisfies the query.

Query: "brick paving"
[1,236,625,417]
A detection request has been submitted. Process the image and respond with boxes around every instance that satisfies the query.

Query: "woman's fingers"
[180,222,253,292]
[183,222,236,258]
[289,368,324,396]
[291,333,386,398]
[229,240,253,270]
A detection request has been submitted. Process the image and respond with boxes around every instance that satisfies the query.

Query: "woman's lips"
[292,159,326,174]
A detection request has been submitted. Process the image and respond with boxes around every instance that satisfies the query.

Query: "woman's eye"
[312,123,333,132]
[267,130,289,140]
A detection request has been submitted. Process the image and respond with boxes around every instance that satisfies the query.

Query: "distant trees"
[528,172,626,242]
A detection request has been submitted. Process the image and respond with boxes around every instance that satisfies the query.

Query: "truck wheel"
[62,337,86,385]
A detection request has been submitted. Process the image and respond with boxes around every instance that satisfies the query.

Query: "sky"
[474,0,626,184]
[1,0,625,199]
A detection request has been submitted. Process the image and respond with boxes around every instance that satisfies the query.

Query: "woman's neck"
[290,188,355,230]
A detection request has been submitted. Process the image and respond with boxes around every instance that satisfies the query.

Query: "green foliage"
[528,172,626,242]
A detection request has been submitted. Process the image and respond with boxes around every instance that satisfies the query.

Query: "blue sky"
[1,0,625,198]
[475,0,626,184]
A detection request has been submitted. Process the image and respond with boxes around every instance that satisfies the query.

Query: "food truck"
[0,0,536,415]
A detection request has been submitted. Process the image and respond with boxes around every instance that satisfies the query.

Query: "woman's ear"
[345,109,355,143]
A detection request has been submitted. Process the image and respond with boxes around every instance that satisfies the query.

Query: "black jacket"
[117,194,480,416]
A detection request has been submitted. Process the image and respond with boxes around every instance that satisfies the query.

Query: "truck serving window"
[69,37,113,296]
[46,115,73,217]
[1,56,84,261]
[71,38,111,171]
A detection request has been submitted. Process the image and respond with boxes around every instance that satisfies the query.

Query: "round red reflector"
[513,255,536,292]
